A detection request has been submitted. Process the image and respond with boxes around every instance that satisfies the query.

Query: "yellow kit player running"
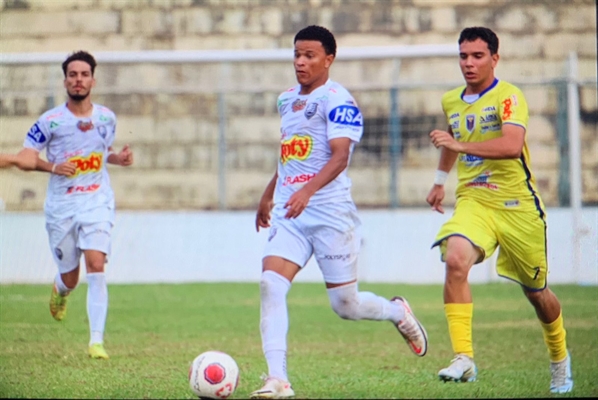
[426,27,572,394]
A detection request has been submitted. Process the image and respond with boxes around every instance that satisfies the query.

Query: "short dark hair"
[294,25,337,56]
[62,51,97,76]
[458,27,499,55]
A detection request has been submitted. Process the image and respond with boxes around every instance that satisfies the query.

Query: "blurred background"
[0,0,596,284]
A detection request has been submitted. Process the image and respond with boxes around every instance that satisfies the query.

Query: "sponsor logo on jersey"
[77,120,94,132]
[278,98,290,115]
[466,114,476,133]
[502,97,514,120]
[282,173,316,186]
[68,152,103,177]
[304,103,318,119]
[482,106,496,112]
[66,183,101,194]
[449,113,460,119]
[465,170,498,190]
[481,123,501,134]
[49,121,60,129]
[328,105,363,127]
[99,115,111,122]
[292,99,307,112]
[46,112,63,120]
[451,120,460,130]
[480,114,498,123]
[280,135,313,164]
[504,199,520,207]
[27,123,46,143]
[460,153,484,167]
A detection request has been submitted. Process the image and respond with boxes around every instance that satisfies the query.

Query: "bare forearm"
[438,147,458,172]
[0,154,16,168]
[36,158,54,173]
[302,154,347,196]
[459,136,522,159]
[107,153,120,165]
[261,172,278,201]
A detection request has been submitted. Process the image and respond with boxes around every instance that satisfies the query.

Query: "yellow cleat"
[88,343,109,360]
[49,285,68,321]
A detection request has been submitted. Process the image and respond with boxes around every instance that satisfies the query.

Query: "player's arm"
[283,137,351,219]
[256,171,278,231]
[107,145,133,166]
[427,127,458,214]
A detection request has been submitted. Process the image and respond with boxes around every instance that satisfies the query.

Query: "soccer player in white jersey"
[19,51,133,360]
[250,26,429,399]
[0,150,37,170]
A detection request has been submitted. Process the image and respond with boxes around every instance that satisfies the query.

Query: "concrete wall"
[1,208,596,285]
[0,0,596,210]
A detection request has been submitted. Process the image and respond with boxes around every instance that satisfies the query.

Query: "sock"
[541,312,568,363]
[445,303,474,358]
[260,270,291,382]
[55,273,73,295]
[87,273,108,346]
[327,283,405,323]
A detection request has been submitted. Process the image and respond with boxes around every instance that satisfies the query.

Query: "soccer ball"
[189,351,240,399]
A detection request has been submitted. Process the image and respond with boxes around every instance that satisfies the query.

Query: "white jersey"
[274,79,363,206]
[23,103,116,222]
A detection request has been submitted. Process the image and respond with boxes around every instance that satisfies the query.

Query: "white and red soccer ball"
[189,351,240,399]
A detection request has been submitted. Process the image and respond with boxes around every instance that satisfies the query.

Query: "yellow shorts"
[432,198,548,290]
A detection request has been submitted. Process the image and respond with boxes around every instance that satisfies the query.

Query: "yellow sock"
[541,312,568,362]
[445,303,474,358]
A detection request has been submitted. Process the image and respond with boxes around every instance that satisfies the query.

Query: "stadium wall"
[1,208,596,285]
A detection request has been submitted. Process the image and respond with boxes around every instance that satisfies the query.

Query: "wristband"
[51,163,57,174]
[434,170,448,185]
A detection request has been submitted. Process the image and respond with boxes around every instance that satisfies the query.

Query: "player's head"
[293,25,336,91]
[458,27,499,90]
[62,51,97,102]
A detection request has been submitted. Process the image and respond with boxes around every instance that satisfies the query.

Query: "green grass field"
[0,282,596,399]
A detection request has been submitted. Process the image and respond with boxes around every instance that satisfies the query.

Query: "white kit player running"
[251,26,428,399]
[20,51,133,360]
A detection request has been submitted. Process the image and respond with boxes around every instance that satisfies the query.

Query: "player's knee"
[523,287,546,305]
[328,287,360,320]
[445,253,472,281]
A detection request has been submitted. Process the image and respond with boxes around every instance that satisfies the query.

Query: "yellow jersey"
[441,79,545,216]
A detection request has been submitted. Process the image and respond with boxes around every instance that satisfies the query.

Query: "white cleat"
[250,375,295,399]
[550,351,573,394]
[391,296,428,356]
[438,354,477,382]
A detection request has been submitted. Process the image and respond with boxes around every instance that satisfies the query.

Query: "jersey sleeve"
[500,86,528,130]
[325,90,363,143]
[23,118,51,151]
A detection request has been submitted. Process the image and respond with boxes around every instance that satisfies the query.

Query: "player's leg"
[251,207,309,399]
[80,221,112,360]
[432,199,497,382]
[495,210,572,393]
[46,219,81,321]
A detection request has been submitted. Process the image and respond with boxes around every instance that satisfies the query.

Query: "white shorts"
[263,201,362,284]
[46,206,114,274]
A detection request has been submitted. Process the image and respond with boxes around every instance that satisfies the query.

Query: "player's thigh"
[262,205,313,270]
[433,198,498,264]
[495,210,548,290]
[46,218,81,274]
[308,202,362,285]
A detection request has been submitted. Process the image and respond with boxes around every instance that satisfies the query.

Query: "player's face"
[64,60,95,101]
[459,39,499,90]
[294,40,334,92]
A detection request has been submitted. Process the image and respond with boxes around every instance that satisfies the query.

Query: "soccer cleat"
[49,285,68,321]
[550,351,573,393]
[88,343,109,360]
[438,354,477,382]
[250,375,295,399]
[391,296,428,356]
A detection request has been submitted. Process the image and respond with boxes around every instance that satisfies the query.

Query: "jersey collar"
[460,78,499,102]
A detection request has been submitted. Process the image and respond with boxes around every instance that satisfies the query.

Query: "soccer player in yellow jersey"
[426,27,573,393]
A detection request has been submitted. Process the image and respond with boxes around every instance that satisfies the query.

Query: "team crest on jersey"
[292,99,307,112]
[304,103,318,119]
[466,114,476,133]
[77,120,94,132]
[55,248,63,260]
[97,125,107,139]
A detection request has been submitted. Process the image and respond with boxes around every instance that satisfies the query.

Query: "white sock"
[55,273,72,295]
[87,272,108,345]
[327,283,405,324]
[260,270,291,382]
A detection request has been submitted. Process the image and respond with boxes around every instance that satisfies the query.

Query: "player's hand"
[430,130,463,153]
[426,184,445,214]
[53,161,77,176]
[284,188,312,219]
[117,144,133,166]
[255,197,274,232]
[14,150,37,171]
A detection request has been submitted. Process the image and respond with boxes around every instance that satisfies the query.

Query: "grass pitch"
[0,282,596,398]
